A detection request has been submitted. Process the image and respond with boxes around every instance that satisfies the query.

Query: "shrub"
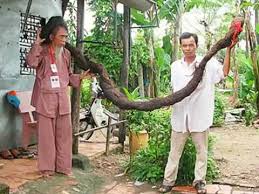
[213,92,225,127]
[81,79,92,108]
[127,109,219,184]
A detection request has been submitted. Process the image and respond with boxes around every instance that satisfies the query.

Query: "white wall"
[0,0,62,150]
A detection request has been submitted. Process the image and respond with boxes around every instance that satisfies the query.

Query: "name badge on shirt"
[50,64,58,73]
[50,76,60,88]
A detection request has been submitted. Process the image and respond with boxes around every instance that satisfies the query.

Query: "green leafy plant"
[223,49,257,125]
[213,92,225,126]
[243,102,257,126]
[236,51,257,125]
[123,87,142,101]
[81,79,92,108]
[126,110,149,134]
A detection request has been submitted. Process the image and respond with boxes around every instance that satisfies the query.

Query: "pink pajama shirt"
[26,43,80,174]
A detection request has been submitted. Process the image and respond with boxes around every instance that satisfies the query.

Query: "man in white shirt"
[159,32,237,193]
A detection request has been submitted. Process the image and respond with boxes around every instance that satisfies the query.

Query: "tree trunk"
[145,8,158,98]
[171,0,183,63]
[145,30,157,98]
[121,6,130,89]
[171,22,179,63]
[255,8,259,44]
[148,33,156,97]
[230,47,239,106]
[72,0,84,154]
[245,24,250,56]
[153,34,159,97]
[144,31,152,97]
[138,63,145,97]
[143,65,149,97]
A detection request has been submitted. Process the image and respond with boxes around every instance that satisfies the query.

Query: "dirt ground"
[90,123,259,193]
[90,146,160,194]
[210,124,259,189]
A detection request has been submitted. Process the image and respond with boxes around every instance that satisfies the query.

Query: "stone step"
[170,185,233,194]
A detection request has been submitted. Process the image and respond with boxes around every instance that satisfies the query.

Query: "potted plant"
[129,123,149,156]
[127,111,149,156]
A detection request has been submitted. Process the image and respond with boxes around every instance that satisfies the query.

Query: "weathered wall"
[0,0,62,150]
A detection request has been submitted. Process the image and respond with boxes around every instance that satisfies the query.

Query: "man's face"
[51,27,68,47]
[180,36,197,58]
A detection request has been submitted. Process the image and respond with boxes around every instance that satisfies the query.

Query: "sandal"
[10,148,22,158]
[194,181,207,194]
[17,147,35,159]
[18,147,30,155]
[159,185,174,193]
[0,150,14,160]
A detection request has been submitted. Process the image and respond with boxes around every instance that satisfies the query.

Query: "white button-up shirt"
[171,56,224,133]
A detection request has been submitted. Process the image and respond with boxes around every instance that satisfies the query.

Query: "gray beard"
[55,47,63,60]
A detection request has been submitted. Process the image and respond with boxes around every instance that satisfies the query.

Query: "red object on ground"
[8,90,17,96]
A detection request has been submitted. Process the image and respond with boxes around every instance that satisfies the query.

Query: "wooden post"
[72,0,85,154]
[118,5,130,151]
[119,120,126,152]
[105,117,112,156]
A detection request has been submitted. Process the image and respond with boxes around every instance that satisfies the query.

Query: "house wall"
[0,0,62,150]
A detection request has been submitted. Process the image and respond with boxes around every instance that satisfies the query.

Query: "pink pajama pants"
[37,113,72,174]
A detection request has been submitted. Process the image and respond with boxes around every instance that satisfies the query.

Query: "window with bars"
[19,13,44,75]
